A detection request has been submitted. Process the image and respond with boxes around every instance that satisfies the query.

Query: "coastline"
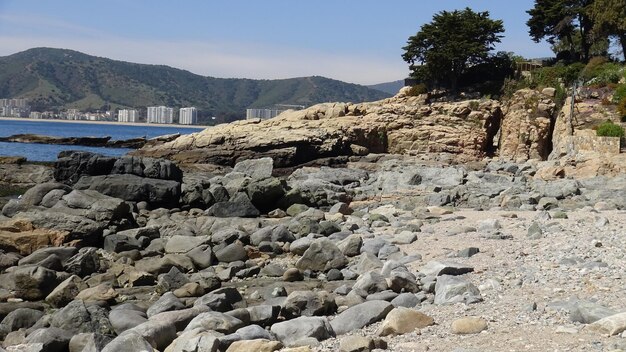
[0,116,207,129]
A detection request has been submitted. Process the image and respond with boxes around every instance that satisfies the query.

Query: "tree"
[589,0,626,60]
[402,8,504,92]
[526,0,595,62]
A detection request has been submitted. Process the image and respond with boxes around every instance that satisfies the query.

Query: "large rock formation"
[135,90,503,167]
[498,89,555,161]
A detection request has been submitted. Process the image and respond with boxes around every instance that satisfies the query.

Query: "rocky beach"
[1,87,626,352]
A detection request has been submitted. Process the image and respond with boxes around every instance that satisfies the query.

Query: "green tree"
[402,7,504,92]
[526,0,595,61]
[589,0,626,60]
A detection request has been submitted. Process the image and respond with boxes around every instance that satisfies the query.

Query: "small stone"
[283,268,303,282]
[450,317,488,334]
[457,247,479,258]
[226,339,283,352]
[339,336,375,352]
[377,307,434,336]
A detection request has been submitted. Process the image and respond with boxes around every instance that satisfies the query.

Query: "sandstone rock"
[0,219,68,255]
[587,312,626,336]
[377,307,434,336]
[226,339,282,352]
[450,317,488,334]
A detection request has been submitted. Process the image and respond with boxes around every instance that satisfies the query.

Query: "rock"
[147,292,185,318]
[219,324,274,349]
[246,178,286,213]
[450,317,488,334]
[270,316,334,347]
[233,157,274,180]
[338,336,382,352]
[570,300,617,324]
[75,283,118,303]
[149,306,209,332]
[74,174,181,207]
[206,193,260,218]
[376,307,433,337]
[214,242,248,263]
[457,247,480,258]
[419,260,474,277]
[45,275,87,308]
[165,235,211,254]
[0,219,68,256]
[156,266,189,293]
[282,291,337,318]
[64,247,101,277]
[163,328,219,352]
[69,333,111,352]
[330,300,393,335]
[185,311,245,334]
[186,245,214,269]
[49,300,114,336]
[103,233,142,253]
[101,331,155,352]
[9,265,60,300]
[226,339,282,352]
[337,235,362,257]
[122,320,177,351]
[587,312,626,336]
[109,308,148,335]
[329,202,352,215]
[296,238,348,272]
[173,282,205,298]
[527,222,543,239]
[193,287,242,312]
[283,268,304,282]
[390,293,421,308]
[352,271,388,297]
[434,275,482,305]
[25,327,73,351]
[0,308,45,340]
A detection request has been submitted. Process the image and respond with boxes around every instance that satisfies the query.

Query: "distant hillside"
[0,48,391,124]
[367,80,405,95]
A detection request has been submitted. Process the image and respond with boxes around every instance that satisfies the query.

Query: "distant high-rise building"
[118,109,139,123]
[179,107,197,125]
[147,106,174,124]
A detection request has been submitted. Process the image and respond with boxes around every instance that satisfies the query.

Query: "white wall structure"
[118,109,139,122]
[179,107,198,125]
[147,106,174,124]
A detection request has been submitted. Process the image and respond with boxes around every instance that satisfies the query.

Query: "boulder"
[101,331,155,352]
[270,316,334,347]
[0,308,45,340]
[330,300,393,335]
[74,174,181,207]
[233,157,274,180]
[9,265,60,300]
[0,219,68,256]
[184,311,245,334]
[450,317,488,334]
[377,307,434,336]
[226,339,282,352]
[282,290,337,319]
[296,238,348,272]
[434,275,482,305]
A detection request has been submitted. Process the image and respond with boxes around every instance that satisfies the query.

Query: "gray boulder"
[206,193,260,218]
[101,331,155,352]
[74,174,181,207]
[419,260,474,277]
[25,327,73,352]
[434,275,482,305]
[329,300,393,335]
[271,316,334,347]
[233,157,274,181]
[296,238,348,272]
[147,292,184,318]
[184,311,245,333]
[0,308,44,340]
[282,290,337,319]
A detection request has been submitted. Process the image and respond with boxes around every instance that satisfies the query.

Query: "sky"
[0,0,553,85]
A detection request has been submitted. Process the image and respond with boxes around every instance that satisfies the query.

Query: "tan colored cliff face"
[498,89,556,161]
[135,90,503,167]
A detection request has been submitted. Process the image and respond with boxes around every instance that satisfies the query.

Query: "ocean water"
[0,119,204,161]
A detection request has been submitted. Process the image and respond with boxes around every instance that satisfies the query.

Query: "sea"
[0,119,204,162]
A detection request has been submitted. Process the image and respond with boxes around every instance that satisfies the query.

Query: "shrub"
[596,120,625,138]
[406,83,428,96]
[614,84,626,103]
[582,58,623,87]
[618,97,626,122]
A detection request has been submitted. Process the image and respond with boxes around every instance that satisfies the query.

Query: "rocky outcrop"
[499,89,555,161]
[0,219,68,255]
[0,134,147,148]
[135,91,503,167]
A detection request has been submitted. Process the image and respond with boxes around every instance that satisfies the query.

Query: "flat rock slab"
[330,300,393,335]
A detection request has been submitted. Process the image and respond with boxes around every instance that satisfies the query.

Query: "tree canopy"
[402,7,504,92]
[589,0,626,59]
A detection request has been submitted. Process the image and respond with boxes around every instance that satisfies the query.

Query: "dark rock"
[147,292,185,318]
[296,238,348,272]
[49,300,114,335]
[10,265,60,300]
[25,327,73,352]
[206,193,260,218]
[214,242,248,263]
[247,177,286,213]
[74,174,181,207]
[282,290,337,319]
[271,316,334,347]
[0,308,44,340]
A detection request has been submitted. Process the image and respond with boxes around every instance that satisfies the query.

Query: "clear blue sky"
[0,0,552,85]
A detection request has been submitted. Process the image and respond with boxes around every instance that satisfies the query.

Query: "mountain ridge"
[0,47,391,124]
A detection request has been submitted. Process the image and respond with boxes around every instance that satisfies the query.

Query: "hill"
[367,80,405,95]
[0,48,391,124]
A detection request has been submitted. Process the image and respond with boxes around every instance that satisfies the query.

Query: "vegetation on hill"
[0,48,390,124]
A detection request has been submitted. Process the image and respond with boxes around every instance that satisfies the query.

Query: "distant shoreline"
[0,117,207,129]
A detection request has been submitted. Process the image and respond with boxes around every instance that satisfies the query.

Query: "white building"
[147,106,174,124]
[179,107,197,125]
[118,109,139,123]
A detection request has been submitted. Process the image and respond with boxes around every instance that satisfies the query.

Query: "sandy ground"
[0,116,206,129]
[318,209,626,352]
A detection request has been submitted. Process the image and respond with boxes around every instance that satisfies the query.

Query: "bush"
[614,84,626,103]
[618,97,626,122]
[596,120,625,137]
[406,83,428,96]
[581,58,623,86]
